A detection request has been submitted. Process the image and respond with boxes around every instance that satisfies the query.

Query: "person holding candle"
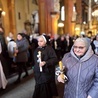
[32,34,58,98]
[57,37,98,98]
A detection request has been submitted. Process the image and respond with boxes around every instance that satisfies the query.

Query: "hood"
[70,45,94,62]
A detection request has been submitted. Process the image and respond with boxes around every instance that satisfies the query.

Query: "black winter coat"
[33,45,58,84]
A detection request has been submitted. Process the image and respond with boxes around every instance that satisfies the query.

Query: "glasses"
[73,46,86,50]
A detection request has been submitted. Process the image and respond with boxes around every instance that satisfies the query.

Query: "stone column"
[8,0,17,38]
[88,0,92,31]
[38,0,60,36]
[39,0,50,34]
[64,0,74,35]
[75,0,82,35]
[1,0,16,38]
[1,0,10,37]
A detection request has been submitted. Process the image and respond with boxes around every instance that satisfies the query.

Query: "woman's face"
[17,34,22,40]
[38,37,46,47]
[73,41,87,57]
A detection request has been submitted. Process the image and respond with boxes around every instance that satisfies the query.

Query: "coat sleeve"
[18,39,29,53]
[88,62,98,98]
[45,46,58,66]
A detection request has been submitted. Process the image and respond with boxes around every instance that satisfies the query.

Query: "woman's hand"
[39,61,46,67]
[57,74,65,83]
[15,49,18,53]
[87,95,92,98]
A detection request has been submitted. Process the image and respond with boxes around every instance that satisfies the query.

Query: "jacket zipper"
[76,62,82,98]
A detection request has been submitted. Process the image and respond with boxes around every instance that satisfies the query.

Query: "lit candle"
[60,73,64,80]
[59,61,64,79]
[59,61,63,71]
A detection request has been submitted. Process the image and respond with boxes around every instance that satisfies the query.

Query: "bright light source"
[80,31,85,35]
[1,11,6,16]
[58,22,64,27]
[75,27,80,31]
[94,0,98,4]
[92,10,98,17]
[61,6,65,21]
[83,21,86,24]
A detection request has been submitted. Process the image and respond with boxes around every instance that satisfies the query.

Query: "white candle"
[38,51,42,72]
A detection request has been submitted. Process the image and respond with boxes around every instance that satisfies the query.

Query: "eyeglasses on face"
[73,46,86,50]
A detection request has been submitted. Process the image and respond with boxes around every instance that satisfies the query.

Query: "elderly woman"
[32,35,58,98]
[58,37,98,98]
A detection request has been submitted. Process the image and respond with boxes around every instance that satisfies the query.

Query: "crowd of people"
[0,25,98,98]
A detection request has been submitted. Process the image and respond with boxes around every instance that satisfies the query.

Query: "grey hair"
[74,37,91,49]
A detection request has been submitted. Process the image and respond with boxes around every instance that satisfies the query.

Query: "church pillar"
[8,0,17,38]
[75,0,82,35]
[1,0,10,37]
[64,0,74,36]
[88,0,92,31]
[38,0,59,36]
[1,0,16,38]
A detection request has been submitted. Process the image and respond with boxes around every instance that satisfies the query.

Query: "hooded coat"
[62,46,98,98]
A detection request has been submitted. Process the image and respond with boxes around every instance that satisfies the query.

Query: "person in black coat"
[32,35,58,98]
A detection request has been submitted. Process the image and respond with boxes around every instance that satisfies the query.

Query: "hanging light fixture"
[94,0,98,4]
[0,8,6,16]
[1,11,6,16]
[58,22,64,27]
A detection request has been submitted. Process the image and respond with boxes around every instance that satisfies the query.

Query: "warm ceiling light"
[1,11,6,16]
[58,22,64,27]
[94,0,98,4]
[92,10,98,17]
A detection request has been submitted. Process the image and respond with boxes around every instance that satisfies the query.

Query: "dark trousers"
[16,62,28,80]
